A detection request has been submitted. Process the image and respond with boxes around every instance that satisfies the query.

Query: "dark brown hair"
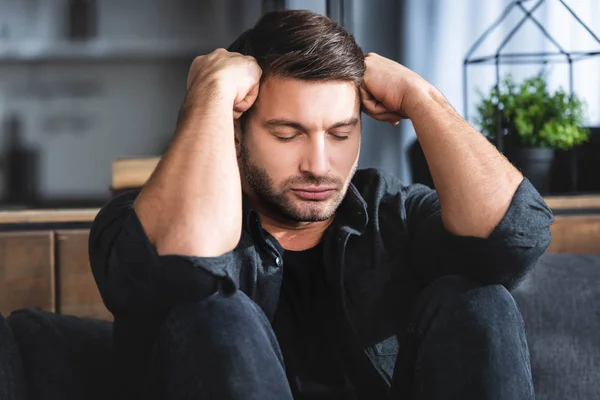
[228,10,365,87]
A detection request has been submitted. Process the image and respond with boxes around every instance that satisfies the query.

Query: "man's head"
[229,10,365,224]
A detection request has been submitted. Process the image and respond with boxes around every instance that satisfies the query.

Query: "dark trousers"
[139,275,534,400]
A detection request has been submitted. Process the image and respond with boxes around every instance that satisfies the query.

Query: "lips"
[291,187,336,201]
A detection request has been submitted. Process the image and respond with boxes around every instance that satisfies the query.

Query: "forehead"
[252,76,360,128]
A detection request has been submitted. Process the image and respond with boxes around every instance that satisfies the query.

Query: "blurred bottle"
[3,114,39,205]
[68,0,97,40]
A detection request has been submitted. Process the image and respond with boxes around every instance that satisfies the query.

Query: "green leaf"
[475,71,590,150]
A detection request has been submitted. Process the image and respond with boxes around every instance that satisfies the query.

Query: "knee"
[415,276,532,387]
[157,290,270,350]
[418,275,524,335]
[450,276,520,320]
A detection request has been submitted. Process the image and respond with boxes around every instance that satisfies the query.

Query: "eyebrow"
[262,117,359,132]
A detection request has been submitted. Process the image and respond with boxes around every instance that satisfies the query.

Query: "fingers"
[360,86,403,125]
[233,58,261,119]
[184,49,263,121]
[360,86,388,114]
[243,54,262,75]
[233,82,260,119]
[361,106,403,125]
[362,110,402,125]
[375,112,402,125]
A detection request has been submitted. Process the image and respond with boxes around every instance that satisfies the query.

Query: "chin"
[288,200,336,222]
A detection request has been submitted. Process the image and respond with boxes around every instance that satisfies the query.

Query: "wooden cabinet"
[0,208,109,320]
[0,231,55,316]
[547,215,600,254]
[545,195,600,254]
[0,228,111,320]
[56,230,112,320]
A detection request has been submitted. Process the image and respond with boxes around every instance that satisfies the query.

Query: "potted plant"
[475,72,589,194]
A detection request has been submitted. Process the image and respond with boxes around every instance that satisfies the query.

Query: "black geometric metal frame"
[463,0,600,153]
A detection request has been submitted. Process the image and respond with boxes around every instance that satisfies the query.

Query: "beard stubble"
[239,138,354,223]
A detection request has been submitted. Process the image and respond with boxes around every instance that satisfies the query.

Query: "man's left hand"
[360,52,434,125]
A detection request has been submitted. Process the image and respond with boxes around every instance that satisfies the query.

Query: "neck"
[241,182,334,251]
[260,213,333,251]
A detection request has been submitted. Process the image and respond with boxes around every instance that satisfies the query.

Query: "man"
[90,9,553,400]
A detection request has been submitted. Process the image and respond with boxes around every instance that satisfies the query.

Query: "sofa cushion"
[513,253,600,400]
[0,313,25,400]
[7,309,113,400]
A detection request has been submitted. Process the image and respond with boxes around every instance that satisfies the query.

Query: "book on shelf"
[111,157,160,193]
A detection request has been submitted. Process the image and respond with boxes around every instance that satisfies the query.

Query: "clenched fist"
[360,52,436,125]
[184,48,263,119]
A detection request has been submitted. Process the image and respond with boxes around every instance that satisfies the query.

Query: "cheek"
[333,137,360,172]
[264,152,294,176]
[248,135,299,180]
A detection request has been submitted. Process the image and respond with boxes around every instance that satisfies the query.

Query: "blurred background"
[0,0,598,209]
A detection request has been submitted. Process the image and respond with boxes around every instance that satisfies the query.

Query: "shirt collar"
[242,194,268,247]
[337,182,369,234]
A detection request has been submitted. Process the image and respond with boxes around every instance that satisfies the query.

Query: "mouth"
[290,186,337,201]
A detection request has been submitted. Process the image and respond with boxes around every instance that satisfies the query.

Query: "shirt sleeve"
[88,190,235,315]
[403,178,554,290]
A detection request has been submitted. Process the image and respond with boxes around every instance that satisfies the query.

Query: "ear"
[234,119,242,158]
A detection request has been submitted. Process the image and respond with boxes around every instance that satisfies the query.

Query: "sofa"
[512,253,600,399]
[1,253,599,400]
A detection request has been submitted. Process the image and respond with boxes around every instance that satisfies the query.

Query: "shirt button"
[275,256,283,267]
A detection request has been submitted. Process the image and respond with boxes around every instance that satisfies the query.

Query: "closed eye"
[330,132,350,140]
[275,133,300,142]
[274,132,350,142]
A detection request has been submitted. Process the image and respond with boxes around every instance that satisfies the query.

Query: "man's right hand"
[185,48,262,119]
[135,49,258,257]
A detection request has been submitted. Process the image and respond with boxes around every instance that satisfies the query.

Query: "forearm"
[134,87,242,257]
[409,87,523,238]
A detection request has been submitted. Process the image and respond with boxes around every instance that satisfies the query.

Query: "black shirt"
[89,169,554,398]
[272,243,357,400]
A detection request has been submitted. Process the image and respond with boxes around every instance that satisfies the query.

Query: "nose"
[299,134,330,178]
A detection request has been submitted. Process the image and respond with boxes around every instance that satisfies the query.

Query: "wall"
[3,0,595,199]
[0,0,261,203]
[349,0,407,180]
[285,0,408,180]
